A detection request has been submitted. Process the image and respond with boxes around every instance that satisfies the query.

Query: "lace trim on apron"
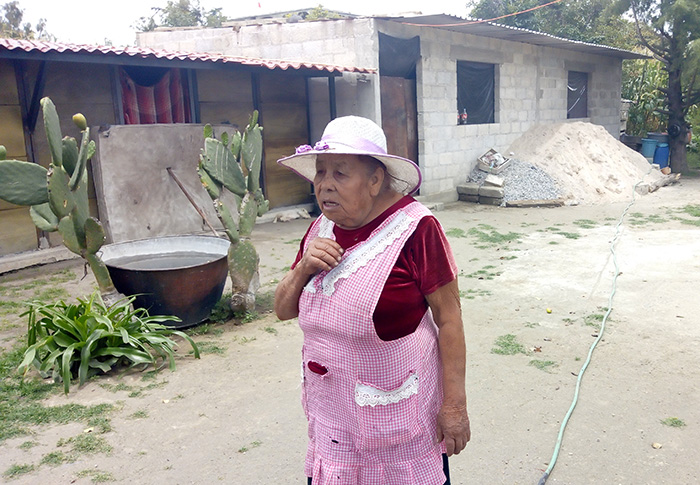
[305,211,415,296]
[355,372,419,407]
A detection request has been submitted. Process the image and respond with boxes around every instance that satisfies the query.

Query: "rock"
[485,174,505,187]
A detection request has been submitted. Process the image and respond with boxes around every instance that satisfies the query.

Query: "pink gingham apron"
[298,201,446,485]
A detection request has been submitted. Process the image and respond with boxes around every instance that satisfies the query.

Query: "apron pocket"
[355,372,420,451]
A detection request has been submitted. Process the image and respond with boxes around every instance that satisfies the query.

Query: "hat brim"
[277,145,422,195]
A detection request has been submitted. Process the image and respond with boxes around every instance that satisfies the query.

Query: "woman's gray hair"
[359,155,410,194]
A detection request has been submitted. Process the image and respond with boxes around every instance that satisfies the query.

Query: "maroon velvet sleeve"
[404,216,458,295]
[372,216,458,341]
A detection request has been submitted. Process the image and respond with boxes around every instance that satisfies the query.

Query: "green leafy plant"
[18,293,200,394]
[660,417,685,428]
[622,59,667,137]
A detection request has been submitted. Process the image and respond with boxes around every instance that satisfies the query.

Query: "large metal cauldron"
[101,235,230,328]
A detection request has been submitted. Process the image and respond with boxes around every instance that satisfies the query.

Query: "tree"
[622,59,667,136]
[0,1,52,40]
[134,0,228,32]
[611,0,700,173]
[466,0,638,49]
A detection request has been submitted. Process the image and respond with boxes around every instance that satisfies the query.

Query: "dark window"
[456,61,495,125]
[567,71,588,119]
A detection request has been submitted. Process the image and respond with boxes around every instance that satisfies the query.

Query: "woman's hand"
[274,237,343,321]
[436,403,471,456]
[295,237,344,277]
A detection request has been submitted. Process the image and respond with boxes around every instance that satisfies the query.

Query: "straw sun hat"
[277,116,422,195]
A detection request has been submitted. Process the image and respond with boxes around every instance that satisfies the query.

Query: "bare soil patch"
[1,176,699,484]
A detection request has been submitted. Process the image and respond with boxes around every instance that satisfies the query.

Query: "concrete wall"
[138,19,382,138]
[378,20,623,201]
[138,18,624,203]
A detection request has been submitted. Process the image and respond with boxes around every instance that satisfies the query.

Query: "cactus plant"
[0,97,118,302]
[198,112,269,312]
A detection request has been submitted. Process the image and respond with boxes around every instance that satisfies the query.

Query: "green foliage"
[3,463,35,478]
[491,334,528,355]
[0,343,116,446]
[622,59,668,136]
[529,359,558,372]
[60,433,113,455]
[76,469,115,483]
[573,219,597,229]
[467,0,638,48]
[0,1,53,40]
[616,0,700,171]
[134,0,228,31]
[467,224,523,246]
[660,416,686,427]
[305,5,341,21]
[445,228,468,238]
[208,293,234,323]
[17,292,200,394]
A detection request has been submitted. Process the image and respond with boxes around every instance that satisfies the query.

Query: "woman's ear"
[369,166,386,197]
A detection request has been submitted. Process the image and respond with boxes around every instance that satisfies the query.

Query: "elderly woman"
[275,116,470,484]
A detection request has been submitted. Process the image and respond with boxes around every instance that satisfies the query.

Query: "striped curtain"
[120,68,191,124]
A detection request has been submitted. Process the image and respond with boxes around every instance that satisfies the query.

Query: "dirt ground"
[1,175,699,485]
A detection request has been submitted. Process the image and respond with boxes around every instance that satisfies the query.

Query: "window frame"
[456,60,496,126]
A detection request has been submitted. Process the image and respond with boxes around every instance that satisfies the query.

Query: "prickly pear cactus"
[0,97,118,302]
[199,112,269,312]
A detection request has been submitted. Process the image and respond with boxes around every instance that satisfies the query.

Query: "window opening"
[567,71,588,119]
[456,61,495,125]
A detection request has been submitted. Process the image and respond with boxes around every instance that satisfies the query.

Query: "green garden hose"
[538,171,652,485]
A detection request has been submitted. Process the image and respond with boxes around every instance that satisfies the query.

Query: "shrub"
[18,292,199,393]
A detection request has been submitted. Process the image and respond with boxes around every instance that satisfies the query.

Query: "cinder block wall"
[378,20,623,202]
[138,18,381,147]
[138,19,623,204]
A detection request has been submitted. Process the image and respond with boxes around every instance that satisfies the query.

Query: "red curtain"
[120,68,191,124]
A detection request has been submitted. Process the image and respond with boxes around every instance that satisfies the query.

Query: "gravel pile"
[468,158,561,204]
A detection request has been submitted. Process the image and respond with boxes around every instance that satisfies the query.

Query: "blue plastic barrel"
[640,138,658,158]
[653,143,669,168]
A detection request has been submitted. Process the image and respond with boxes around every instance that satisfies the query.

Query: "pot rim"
[101,234,230,271]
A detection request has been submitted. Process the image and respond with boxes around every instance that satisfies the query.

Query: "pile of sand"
[507,121,663,204]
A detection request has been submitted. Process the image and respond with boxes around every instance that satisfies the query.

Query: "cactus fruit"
[0,97,117,300]
[72,113,87,131]
[199,112,269,312]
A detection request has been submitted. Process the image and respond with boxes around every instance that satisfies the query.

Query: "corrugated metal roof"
[0,38,376,74]
[384,14,647,60]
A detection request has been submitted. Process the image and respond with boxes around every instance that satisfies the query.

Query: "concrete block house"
[137,12,644,202]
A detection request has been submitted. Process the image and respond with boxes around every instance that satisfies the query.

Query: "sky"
[17,0,473,47]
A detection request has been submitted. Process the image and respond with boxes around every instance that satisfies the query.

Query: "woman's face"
[313,154,384,229]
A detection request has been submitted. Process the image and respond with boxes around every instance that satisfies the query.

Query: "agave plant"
[18,292,200,394]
